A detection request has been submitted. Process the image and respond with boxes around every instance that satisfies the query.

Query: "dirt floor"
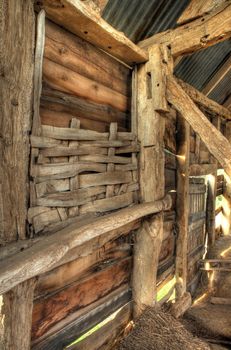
[118,234,231,350]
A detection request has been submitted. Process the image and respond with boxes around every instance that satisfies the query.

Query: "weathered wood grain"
[41,88,129,129]
[177,0,228,24]
[167,76,231,179]
[0,196,171,295]
[177,79,231,120]
[43,58,129,112]
[71,303,131,350]
[2,278,36,350]
[175,114,190,299]
[32,285,131,350]
[35,239,131,299]
[139,3,231,57]
[36,186,106,207]
[32,257,131,339]
[79,192,134,214]
[36,0,148,64]
[44,20,131,96]
[41,125,134,141]
[0,0,35,242]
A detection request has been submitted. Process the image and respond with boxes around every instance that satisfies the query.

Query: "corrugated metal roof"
[103,0,231,106]
[103,0,189,42]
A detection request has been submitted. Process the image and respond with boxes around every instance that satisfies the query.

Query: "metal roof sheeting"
[103,0,231,106]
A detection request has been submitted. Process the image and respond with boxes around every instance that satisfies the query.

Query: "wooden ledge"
[0,195,171,295]
[36,0,148,65]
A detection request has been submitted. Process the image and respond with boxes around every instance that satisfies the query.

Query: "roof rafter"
[177,0,228,25]
[139,3,231,58]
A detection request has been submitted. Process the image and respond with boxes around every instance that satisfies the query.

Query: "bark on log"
[170,292,192,318]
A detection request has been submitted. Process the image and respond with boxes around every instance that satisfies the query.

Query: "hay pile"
[118,307,210,350]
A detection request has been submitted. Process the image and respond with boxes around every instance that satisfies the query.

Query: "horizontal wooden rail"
[0,195,171,295]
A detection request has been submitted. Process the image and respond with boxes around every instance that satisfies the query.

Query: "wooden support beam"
[36,0,148,65]
[203,56,231,96]
[167,76,231,179]
[133,45,172,317]
[189,163,217,176]
[2,279,36,350]
[0,197,171,295]
[0,0,35,243]
[206,116,219,247]
[177,0,228,25]
[139,3,231,57]
[223,121,231,236]
[81,0,109,15]
[176,79,231,120]
[175,115,190,299]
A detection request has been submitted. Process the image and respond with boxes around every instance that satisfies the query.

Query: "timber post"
[133,44,173,318]
[175,115,190,299]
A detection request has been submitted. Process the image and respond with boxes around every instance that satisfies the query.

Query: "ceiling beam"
[203,56,231,96]
[139,3,231,58]
[37,0,148,65]
[177,78,231,120]
[177,0,228,25]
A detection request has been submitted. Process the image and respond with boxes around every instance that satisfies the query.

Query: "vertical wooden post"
[2,279,36,350]
[0,0,35,243]
[175,115,190,299]
[223,121,231,236]
[207,116,220,247]
[133,45,172,317]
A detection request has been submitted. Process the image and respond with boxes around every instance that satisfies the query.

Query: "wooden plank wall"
[29,20,177,349]
[41,20,131,132]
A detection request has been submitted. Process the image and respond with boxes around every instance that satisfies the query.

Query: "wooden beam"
[139,3,231,57]
[167,76,231,179]
[177,0,228,25]
[0,0,35,243]
[177,79,231,120]
[81,0,109,15]
[189,163,217,176]
[175,115,190,299]
[206,116,219,247]
[133,45,172,317]
[36,0,148,65]
[203,56,231,96]
[2,279,36,350]
[0,197,171,295]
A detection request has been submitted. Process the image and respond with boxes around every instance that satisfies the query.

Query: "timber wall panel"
[41,20,132,133]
